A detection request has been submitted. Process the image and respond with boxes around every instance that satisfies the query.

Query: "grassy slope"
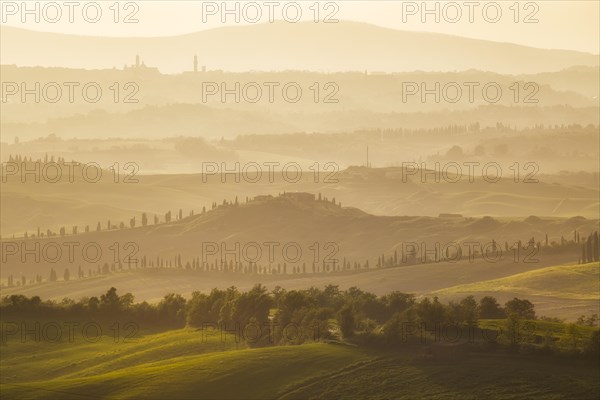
[1,328,243,384]
[0,328,370,400]
[1,326,598,400]
[434,262,600,300]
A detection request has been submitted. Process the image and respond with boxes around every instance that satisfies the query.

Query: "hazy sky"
[1,1,599,53]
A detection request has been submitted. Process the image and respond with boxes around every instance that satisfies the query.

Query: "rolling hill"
[2,22,598,74]
[1,328,598,399]
[1,166,598,237]
[2,192,596,274]
[1,193,597,318]
[432,262,600,318]
[434,262,600,300]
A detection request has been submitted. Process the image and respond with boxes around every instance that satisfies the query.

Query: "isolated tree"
[586,234,593,263]
[478,296,505,319]
[157,293,187,327]
[87,296,100,311]
[593,231,599,261]
[338,305,355,338]
[120,292,135,309]
[100,287,121,311]
[585,330,600,357]
[142,213,148,226]
[447,145,464,157]
[416,296,447,327]
[505,297,535,320]
[561,323,581,352]
[64,268,70,281]
[458,295,478,324]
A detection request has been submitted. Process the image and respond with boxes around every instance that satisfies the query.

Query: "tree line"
[2,286,598,358]
[5,230,596,289]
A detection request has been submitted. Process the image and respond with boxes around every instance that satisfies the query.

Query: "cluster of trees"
[576,314,599,327]
[3,286,598,356]
[5,154,68,164]
[6,274,41,287]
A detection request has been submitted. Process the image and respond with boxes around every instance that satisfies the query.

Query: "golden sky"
[1,1,599,53]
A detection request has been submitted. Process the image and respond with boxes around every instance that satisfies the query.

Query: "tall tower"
[135,55,140,68]
[194,55,198,73]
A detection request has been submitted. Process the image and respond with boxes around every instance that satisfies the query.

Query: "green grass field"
[0,328,371,400]
[1,326,598,399]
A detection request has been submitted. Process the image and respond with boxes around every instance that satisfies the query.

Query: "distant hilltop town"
[123,55,206,73]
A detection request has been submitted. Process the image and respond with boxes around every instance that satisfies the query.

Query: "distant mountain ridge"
[1,21,598,74]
